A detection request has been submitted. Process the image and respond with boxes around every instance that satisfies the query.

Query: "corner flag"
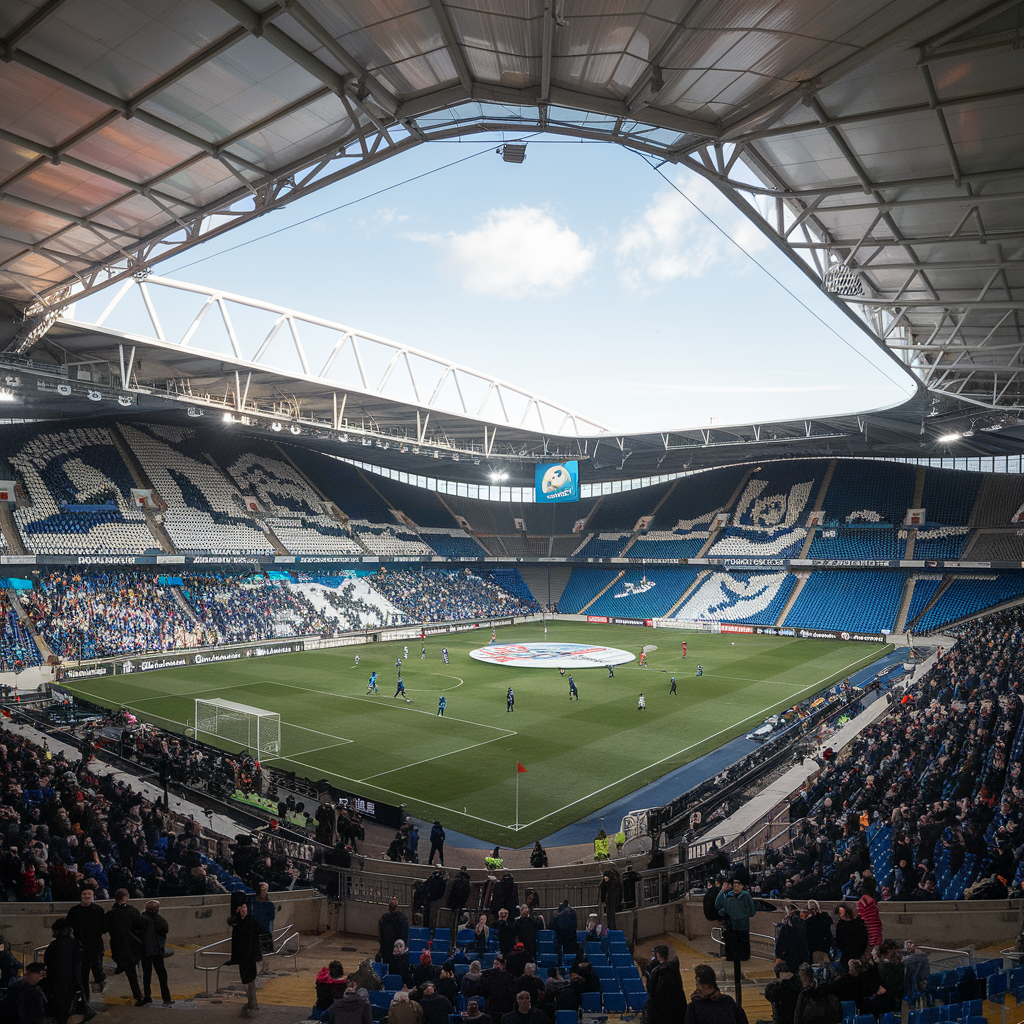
[517,762,527,773]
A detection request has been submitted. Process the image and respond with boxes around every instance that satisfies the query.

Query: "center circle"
[468,642,637,669]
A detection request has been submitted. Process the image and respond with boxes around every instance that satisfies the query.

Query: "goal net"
[194,698,280,756]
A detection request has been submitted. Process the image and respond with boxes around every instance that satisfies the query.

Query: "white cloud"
[436,206,595,298]
[616,171,769,291]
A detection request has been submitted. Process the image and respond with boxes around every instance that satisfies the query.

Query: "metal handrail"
[917,944,976,968]
[709,926,777,964]
[193,923,300,995]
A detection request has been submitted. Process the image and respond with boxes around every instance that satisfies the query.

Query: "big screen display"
[535,460,579,503]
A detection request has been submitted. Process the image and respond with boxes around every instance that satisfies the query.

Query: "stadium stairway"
[907,575,953,632]
[578,570,626,614]
[109,424,178,553]
[620,480,680,557]
[272,442,363,540]
[0,502,25,554]
[894,577,917,634]
[775,571,810,626]
[906,527,918,559]
[518,565,573,608]
[7,585,54,661]
[664,569,710,617]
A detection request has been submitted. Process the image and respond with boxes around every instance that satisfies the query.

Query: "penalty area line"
[270,755,510,830]
[358,729,515,783]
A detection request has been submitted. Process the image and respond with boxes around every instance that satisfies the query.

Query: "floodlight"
[937,432,961,443]
[223,413,233,423]
[0,390,15,402]
[501,143,527,163]
[290,424,301,434]
[271,422,282,431]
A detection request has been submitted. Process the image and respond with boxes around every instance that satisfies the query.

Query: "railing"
[710,926,777,964]
[193,923,300,996]
[918,944,977,970]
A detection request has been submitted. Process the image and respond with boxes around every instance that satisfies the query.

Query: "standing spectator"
[835,905,869,967]
[429,822,445,866]
[42,919,81,1024]
[600,869,621,929]
[377,898,410,963]
[551,901,578,965]
[139,900,173,1007]
[0,936,20,996]
[804,902,834,964]
[529,843,547,869]
[773,909,809,977]
[106,889,144,1007]
[646,945,686,1024]
[494,909,515,957]
[328,979,371,1024]
[765,968,801,1024]
[480,957,516,1020]
[446,868,472,932]
[902,941,931,1005]
[66,888,106,1001]
[2,963,47,1024]
[715,878,756,967]
[226,901,263,1018]
[473,916,490,960]
[251,882,277,954]
[857,881,883,949]
[684,964,746,1024]
[513,905,540,960]
[406,826,420,864]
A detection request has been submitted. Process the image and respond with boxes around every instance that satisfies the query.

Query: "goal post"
[194,698,280,757]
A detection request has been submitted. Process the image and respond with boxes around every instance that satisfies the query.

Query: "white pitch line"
[262,741,351,761]
[358,731,514,782]
[516,645,893,831]
[272,755,510,830]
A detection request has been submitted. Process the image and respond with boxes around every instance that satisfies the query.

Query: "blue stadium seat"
[629,991,649,1012]
[987,973,1007,1004]
[556,1012,577,1024]
[384,975,403,991]
[409,927,430,941]
[841,1002,857,1020]
[603,993,627,1013]
[594,966,616,980]
[581,992,601,1011]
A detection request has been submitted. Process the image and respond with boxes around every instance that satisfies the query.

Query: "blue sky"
[74,134,916,434]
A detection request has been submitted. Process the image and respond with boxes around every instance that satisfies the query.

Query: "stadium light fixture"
[0,390,15,402]
[937,432,961,443]
[490,470,509,482]
[271,421,282,431]
[223,412,233,423]
[289,424,301,435]
[501,143,527,163]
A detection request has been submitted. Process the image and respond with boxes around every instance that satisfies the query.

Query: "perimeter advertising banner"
[535,461,579,503]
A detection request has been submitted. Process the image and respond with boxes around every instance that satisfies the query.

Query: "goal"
[194,698,280,756]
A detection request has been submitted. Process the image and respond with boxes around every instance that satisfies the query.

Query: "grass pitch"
[61,622,891,845]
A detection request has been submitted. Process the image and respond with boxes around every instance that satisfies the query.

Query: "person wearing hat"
[506,942,528,978]
[42,918,82,1024]
[139,900,173,1006]
[106,889,145,1006]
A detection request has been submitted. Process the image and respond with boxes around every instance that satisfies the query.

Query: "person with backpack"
[794,964,843,1024]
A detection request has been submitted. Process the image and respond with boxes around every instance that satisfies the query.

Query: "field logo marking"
[470,642,635,669]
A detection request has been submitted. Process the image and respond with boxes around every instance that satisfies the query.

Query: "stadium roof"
[0,0,1022,448]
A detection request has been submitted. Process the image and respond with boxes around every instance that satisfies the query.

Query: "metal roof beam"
[0,0,71,52]
[427,0,473,96]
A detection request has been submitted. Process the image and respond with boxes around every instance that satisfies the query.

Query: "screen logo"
[535,461,579,503]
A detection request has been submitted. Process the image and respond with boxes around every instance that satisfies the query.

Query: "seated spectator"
[388,940,412,987]
[385,990,423,1024]
[411,950,437,989]
[413,981,453,1024]
[462,961,484,998]
[315,960,348,1015]
[327,979,371,1024]
[347,959,382,992]
[462,998,491,1023]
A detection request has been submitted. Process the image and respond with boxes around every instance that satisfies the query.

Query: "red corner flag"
[517,762,527,773]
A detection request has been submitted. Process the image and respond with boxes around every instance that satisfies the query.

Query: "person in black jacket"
[105,889,144,1006]
[2,963,47,1024]
[139,900,172,1006]
[446,867,472,932]
[834,905,868,967]
[647,946,686,1024]
[377,898,410,963]
[65,888,106,1003]
[42,919,82,1024]
[551,902,578,965]
[765,970,801,1024]
[226,902,263,1018]
[804,902,834,964]
[774,911,810,977]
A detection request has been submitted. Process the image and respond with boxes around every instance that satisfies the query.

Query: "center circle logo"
[469,642,636,669]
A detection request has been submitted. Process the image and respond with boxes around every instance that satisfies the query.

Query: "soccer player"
[669,676,677,694]
[681,641,687,658]
[421,646,426,660]
[569,675,578,700]
[367,671,378,694]
[491,627,496,643]
[637,694,646,710]
[437,695,446,717]
[558,667,565,677]
[396,656,402,670]
[607,665,614,679]
[403,645,409,659]
[354,654,360,665]
[395,675,407,699]
[506,687,514,712]
[696,665,703,677]
[638,651,647,668]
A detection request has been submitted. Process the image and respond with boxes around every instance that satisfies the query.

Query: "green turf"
[61,622,892,845]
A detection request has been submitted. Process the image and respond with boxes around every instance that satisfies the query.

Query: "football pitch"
[61,622,892,845]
